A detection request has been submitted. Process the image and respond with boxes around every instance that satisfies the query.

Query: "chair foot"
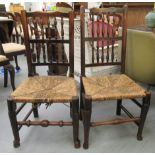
[74,139,80,148]
[16,66,20,71]
[137,134,143,141]
[13,140,20,148]
[83,142,89,149]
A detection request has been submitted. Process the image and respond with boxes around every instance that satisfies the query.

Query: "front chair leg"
[82,94,92,149]
[72,97,80,148]
[7,99,20,148]
[137,93,151,140]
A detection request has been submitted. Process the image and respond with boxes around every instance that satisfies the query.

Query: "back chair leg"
[7,100,20,148]
[137,93,151,140]
[32,103,39,118]
[70,103,73,118]
[72,97,80,148]
[82,95,92,149]
[80,77,84,120]
[116,99,122,115]
[14,56,20,71]
[4,67,8,88]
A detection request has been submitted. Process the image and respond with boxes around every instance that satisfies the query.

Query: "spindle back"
[21,10,74,77]
[80,5,127,76]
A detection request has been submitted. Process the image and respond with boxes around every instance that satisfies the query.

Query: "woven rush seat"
[11,76,78,103]
[82,74,146,101]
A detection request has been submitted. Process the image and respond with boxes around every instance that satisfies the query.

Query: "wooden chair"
[7,10,80,148]
[80,5,151,149]
[0,11,25,70]
[0,53,15,90]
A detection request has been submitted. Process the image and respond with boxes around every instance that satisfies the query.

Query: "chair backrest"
[80,5,128,76]
[21,10,74,77]
[0,12,15,41]
[56,2,73,13]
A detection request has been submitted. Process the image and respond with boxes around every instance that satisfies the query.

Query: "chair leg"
[4,64,15,90]
[32,104,39,118]
[80,76,84,120]
[14,56,20,71]
[137,93,151,141]
[7,100,20,148]
[4,67,8,88]
[21,37,24,45]
[82,94,92,149]
[72,97,80,148]
[116,99,122,115]
[70,103,73,118]
[12,35,15,43]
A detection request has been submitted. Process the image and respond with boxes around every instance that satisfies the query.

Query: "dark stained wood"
[80,6,86,76]
[116,99,122,115]
[81,5,127,71]
[82,94,92,149]
[21,10,74,76]
[137,93,151,140]
[18,120,73,127]
[4,64,15,90]
[80,5,151,149]
[7,10,80,149]
[7,100,20,148]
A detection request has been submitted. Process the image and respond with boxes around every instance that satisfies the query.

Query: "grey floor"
[0,55,155,153]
